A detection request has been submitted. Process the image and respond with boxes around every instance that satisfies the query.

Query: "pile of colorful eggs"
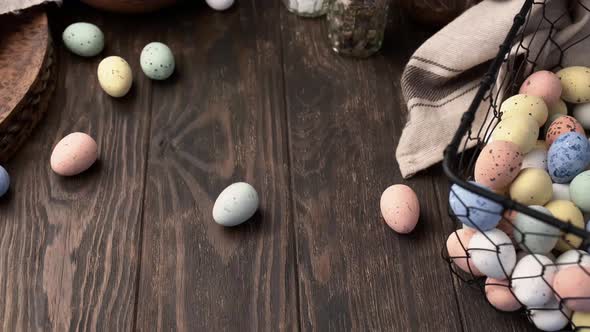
[446,67,590,331]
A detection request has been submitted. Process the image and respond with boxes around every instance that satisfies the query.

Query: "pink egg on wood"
[50,132,98,176]
[475,141,523,190]
[485,278,522,312]
[519,70,563,106]
[446,229,484,276]
[380,184,420,234]
[553,266,590,312]
[545,115,586,146]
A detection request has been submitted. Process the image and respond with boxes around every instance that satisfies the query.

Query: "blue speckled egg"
[548,132,590,183]
[449,182,503,231]
[62,22,104,57]
[140,42,175,80]
[0,166,9,197]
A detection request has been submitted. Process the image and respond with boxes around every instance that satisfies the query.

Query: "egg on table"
[510,254,556,307]
[474,140,523,190]
[491,113,539,153]
[528,297,572,332]
[446,229,484,276]
[0,165,9,197]
[552,183,571,201]
[449,182,503,231]
[512,206,559,254]
[545,200,585,252]
[547,132,590,183]
[556,66,590,104]
[553,265,590,312]
[519,70,563,106]
[500,94,548,126]
[485,278,522,312]
[213,182,259,227]
[573,103,590,129]
[50,132,98,176]
[97,56,133,97]
[380,184,420,234]
[140,42,175,80]
[570,171,590,213]
[509,168,553,206]
[468,229,516,279]
[62,22,104,57]
[546,115,585,146]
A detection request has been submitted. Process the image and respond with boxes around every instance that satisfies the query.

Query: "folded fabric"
[1,0,61,15]
[396,0,590,178]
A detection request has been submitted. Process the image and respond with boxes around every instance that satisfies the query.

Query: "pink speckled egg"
[50,132,98,176]
[545,115,586,146]
[446,229,484,276]
[380,184,419,234]
[485,278,522,312]
[553,266,590,312]
[475,141,523,190]
[519,70,563,106]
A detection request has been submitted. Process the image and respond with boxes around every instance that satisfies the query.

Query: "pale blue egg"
[62,22,104,57]
[140,42,175,80]
[0,166,9,197]
[449,181,502,231]
[548,132,590,184]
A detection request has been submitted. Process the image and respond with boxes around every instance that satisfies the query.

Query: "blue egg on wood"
[0,166,9,197]
[449,182,503,231]
[547,132,590,184]
[140,42,175,80]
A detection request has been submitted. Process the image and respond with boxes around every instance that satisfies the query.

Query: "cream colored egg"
[97,56,133,97]
[509,168,553,206]
[491,114,539,153]
[556,66,590,104]
[501,94,548,126]
[548,99,568,120]
[572,311,590,331]
[545,200,585,252]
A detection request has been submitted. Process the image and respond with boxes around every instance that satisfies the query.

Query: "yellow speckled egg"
[556,66,590,104]
[501,94,548,126]
[572,311,590,331]
[97,56,133,97]
[548,99,568,120]
[509,168,553,205]
[545,200,585,252]
[491,114,539,153]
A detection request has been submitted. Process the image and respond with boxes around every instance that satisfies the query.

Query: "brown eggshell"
[485,278,522,312]
[50,132,98,176]
[446,229,484,276]
[546,115,586,146]
[380,184,420,234]
[475,141,524,190]
[553,266,590,312]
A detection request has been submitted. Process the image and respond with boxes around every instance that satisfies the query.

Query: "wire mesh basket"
[442,0,590,330]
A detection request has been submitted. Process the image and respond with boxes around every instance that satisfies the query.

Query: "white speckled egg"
[206,0,234,10]
[511,254,556,307]
[501,94,548,126]
[522,144,547,170]
[570,171,590,213]
[528,297,572,332]
[469,229,516,279]
[62,22,104,57]
[50,132,98,176]
[556,66,590,104]
[573,103,590,129]
[491,114,539,153]
[380,184,420,234]
[513,206,559,254]
[213,182,259,227]
[552,183,571,201]
[97,56,133,97]
[555,250,590,270]
[140,42,175,80]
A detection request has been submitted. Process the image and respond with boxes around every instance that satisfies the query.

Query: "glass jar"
[327,0,390,57]
[282,0,329,18]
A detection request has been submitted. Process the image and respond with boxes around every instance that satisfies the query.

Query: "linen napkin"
[396,0,590,178]
[0,0,61,15]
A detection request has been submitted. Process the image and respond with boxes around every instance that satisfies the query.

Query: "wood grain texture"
[280,8,464,331]
[0,5,151,331]
[135,2,298,331]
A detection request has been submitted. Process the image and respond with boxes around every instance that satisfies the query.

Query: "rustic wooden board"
[0,4,151,330]
[135,2,298,331]
[0,9,54,162]
[279,8,464,331]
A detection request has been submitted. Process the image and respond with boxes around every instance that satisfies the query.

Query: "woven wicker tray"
[0,9,55,163]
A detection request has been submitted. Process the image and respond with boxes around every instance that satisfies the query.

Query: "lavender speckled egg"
[449,182,503,231]
[519,70,563,106]
[475,141,523,191]
[546,116,585,146]
[547,132,590,183]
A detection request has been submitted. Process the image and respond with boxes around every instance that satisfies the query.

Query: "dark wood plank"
[280,8,464,331]
[135,2,298,331]
[0,4,151,331]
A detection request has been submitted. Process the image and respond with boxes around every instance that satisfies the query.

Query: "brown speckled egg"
[519,70,562,106]
[380,184,420,234]
[446,229,484,276]
[553,266,590,312]
[485,278,522,312]
[545,115,586,146]
[475,141,523,190]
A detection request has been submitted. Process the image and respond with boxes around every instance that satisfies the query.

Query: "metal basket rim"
[442,0,590,240]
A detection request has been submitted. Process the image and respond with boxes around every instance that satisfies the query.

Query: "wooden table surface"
[0,1,538,331]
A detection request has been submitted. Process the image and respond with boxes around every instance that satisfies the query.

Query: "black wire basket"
[442,0,590,330]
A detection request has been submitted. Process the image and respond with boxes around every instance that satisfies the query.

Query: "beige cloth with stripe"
[0,0,60,15]
[396,0,590,178]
